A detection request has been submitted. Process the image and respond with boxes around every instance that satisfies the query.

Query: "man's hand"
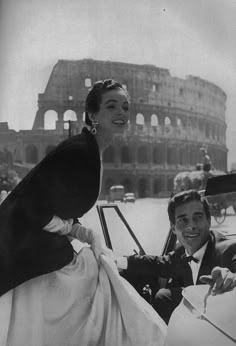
[200,266,236,295]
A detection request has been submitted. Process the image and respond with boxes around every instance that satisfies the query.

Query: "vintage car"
[78,173,236,345]
[107,185,125,203]
[124,192,136,203]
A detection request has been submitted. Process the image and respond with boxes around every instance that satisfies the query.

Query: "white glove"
[70,224,114,261]
[43,215,74,235]
[44,217,114,261]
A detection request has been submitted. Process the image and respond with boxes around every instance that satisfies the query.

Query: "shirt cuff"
[116,257,128,270]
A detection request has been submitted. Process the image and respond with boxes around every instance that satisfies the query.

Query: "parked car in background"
[231,162,236,173]
[124,192,136,203]
[107,185,125,203]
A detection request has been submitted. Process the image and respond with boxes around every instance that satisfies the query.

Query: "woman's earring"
[91,120,99,135]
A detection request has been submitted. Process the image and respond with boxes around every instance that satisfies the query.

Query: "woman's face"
[92,88,130,139]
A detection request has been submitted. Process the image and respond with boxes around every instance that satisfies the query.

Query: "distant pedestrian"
[200,146,211,172]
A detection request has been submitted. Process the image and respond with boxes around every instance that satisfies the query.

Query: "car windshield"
[75,189,236,256]
[77,199,169,255]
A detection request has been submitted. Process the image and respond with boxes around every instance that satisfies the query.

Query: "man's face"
[173,200,210,255]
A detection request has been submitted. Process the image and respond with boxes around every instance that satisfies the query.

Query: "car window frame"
[96,203,175,256]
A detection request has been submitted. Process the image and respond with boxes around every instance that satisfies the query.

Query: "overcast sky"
[0,0,235,168]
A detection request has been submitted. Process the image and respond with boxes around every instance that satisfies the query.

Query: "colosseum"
[0,59,228,198]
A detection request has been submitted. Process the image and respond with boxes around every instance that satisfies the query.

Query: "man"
[117,190,236,323]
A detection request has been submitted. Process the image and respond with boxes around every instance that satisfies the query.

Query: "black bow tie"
[184,255,199,264]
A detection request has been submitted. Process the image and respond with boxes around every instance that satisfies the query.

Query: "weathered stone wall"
[1,59,228,198]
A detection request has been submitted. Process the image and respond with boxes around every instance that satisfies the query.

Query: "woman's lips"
[112,119,125,125]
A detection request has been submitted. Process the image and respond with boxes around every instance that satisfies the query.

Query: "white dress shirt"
[186,241,209,284]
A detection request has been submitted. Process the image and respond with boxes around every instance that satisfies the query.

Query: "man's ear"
[170,223,176,234]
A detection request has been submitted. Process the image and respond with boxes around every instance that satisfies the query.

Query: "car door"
[96,203,175,298]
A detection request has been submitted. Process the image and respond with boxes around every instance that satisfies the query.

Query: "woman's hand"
[71,224,114,261]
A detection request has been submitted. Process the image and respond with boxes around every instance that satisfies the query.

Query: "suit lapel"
[196,233,216,284]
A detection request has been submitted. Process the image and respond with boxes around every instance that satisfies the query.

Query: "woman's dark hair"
[168,189,211,225]
[85,79,128,126]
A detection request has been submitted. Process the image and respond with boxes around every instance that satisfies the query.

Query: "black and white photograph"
[0,0,235,345]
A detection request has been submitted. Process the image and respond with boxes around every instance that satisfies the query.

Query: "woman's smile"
[112,118,126,125]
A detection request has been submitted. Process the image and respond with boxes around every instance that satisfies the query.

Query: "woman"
[0,79,129,297]
[0,79,166,345]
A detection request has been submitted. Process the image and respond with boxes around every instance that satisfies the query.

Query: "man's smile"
[184,233,200,238]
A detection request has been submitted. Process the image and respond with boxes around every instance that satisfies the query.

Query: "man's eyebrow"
[104,99,118,104]
[176,213,187,219]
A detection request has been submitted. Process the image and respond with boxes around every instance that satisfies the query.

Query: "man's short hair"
[168,189,211,225]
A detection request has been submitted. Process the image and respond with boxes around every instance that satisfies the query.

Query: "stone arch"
[153,146,158,164]
[212,126,216,140]
[177,118,182,127]
[217,127,220,141]
[121,178,133,192]
[0,148,13,165]
[164,116,171,126]
[205,123,210,138]
[138,146,148,163]
[151,114,158,127]
[121,146,131,163]
[153,144,164,164]
[25,145,38,164]
[44,110,58,129]
[179,147,185,165]
[103,146,115,163]
[167,147,176,165]
[85,77,92,88]
[190,146,197,165]
[63,110,77,128]
[136,113,145,130]
[199,120,204,132]
[153,178,162,195]
[136,113,144,125]
[167,177,174,192]
[45,145,56,156]
[138,178,148,198]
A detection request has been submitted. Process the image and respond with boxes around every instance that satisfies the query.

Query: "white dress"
[165,285,236,346]
[0,218,166,346]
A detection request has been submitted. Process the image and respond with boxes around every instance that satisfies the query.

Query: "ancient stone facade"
[1,59,228,198]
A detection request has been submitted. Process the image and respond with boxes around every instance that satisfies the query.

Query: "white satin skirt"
[165,285,236,346]
[0,247,166,346]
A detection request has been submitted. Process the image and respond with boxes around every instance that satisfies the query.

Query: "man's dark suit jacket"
[0,127,101,297]
[127,230,236,287]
